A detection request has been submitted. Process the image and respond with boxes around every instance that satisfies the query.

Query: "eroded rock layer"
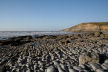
[62,22,108,32]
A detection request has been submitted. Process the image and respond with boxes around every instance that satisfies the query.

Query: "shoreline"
[0,31,108,40]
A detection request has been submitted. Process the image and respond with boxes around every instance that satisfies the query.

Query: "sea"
[0,31,73,40]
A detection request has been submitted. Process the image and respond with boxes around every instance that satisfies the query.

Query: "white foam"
[0,31,73,40]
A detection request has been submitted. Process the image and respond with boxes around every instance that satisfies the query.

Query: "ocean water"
[0,31,73,40]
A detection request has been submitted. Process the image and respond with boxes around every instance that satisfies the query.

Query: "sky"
[0,0,108,31]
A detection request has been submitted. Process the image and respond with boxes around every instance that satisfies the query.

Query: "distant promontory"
[62,22,108,32]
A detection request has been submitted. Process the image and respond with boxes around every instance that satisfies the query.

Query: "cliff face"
[62,22,108,32]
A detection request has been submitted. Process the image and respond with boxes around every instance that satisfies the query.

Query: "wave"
[0,31,73,40]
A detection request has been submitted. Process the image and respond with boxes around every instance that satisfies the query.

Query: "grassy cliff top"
[82,22,108,26]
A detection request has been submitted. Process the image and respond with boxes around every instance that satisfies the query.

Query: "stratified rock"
[90,63,102,71]
[96,69,104,72]
[79,64,85,69]
[53,61,59,66]
[104,59,108,63]
[73,66,83,71]
[101,62,108,70]
[62,22,108,32]
[69,68,78,72]
[0,31,108,72]
[57,65,65,72]
[94,32,103,37]
[79,52,99,64]
[60,63,65,70]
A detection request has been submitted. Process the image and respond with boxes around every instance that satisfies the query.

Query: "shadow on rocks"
[0,36,32,46]
[0,66,7,72]
[99,54,108,64]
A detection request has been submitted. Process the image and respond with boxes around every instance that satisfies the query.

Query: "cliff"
[62,22,108,32]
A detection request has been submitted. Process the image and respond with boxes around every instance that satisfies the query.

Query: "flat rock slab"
[79,52,99,64]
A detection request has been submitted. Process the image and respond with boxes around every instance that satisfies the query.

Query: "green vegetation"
[83,22,108,26]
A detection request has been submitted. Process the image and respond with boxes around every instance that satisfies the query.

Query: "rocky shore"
[0,32,108,72]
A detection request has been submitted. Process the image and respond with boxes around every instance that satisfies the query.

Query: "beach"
[0,32,108,72]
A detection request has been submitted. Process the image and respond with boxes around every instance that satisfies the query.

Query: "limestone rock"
[94,32,103,37]
[69,69,78,72]
[101,63,108,70]
[62,22,108,32]
[46,66,57,72]
[96,69,104,72]
[79,52,99,64]
[104,59,108,63]
[90,63,102,71]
